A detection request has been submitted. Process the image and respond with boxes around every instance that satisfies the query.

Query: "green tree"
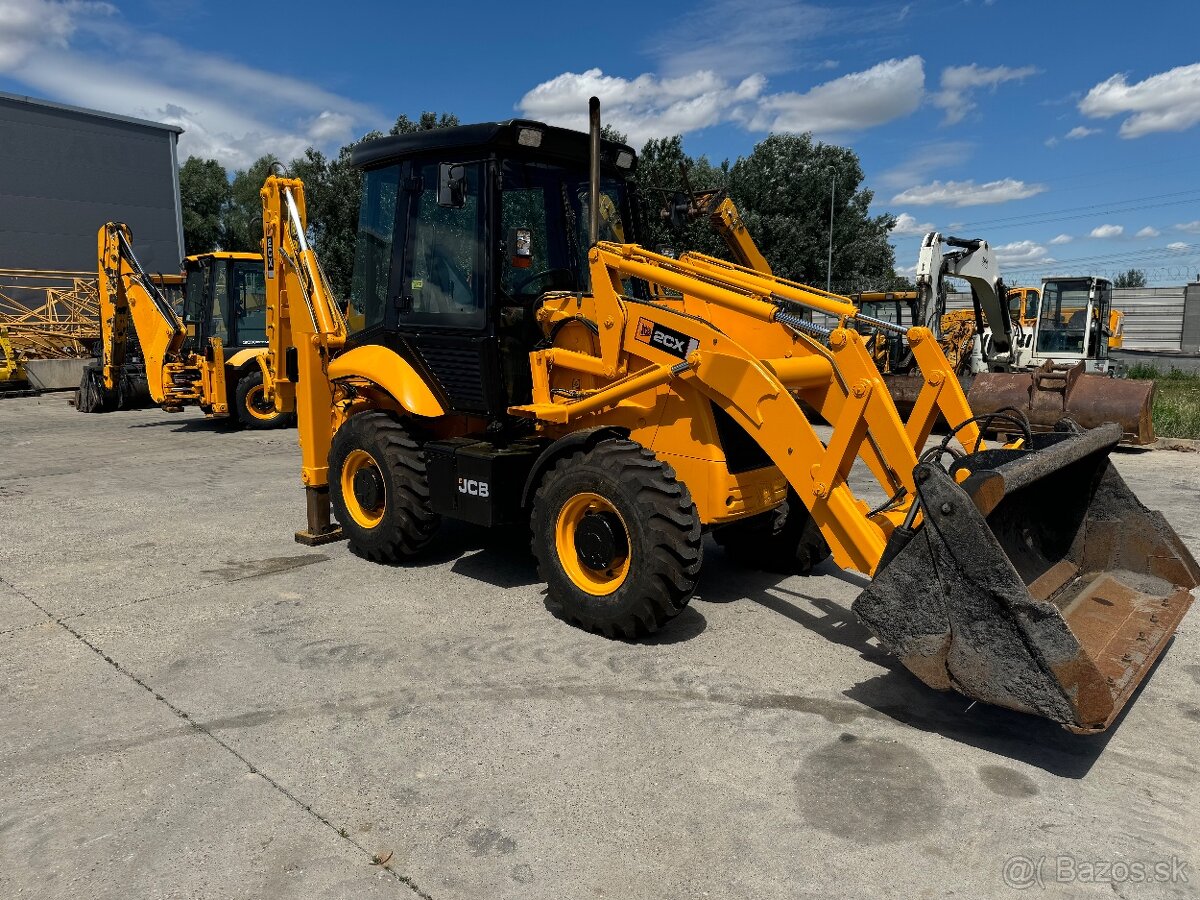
[178,157,230,255]
[390,111,460,135]
[1113,268,1147,288]
[635,132,901,293]
[224,155,279,252]
[726,133,898,292]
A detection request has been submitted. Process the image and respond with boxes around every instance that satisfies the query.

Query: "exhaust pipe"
[588,96,600,247]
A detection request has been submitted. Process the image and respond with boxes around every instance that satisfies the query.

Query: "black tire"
[531,439,703,639]
[329,411,440,562]
[235,369,290,429]
[75,365,114,413]
[713,487,831,574]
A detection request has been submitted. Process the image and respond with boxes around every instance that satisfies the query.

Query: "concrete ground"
[2,394,1198,900]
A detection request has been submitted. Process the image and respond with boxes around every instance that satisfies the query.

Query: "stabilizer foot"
[295,526,345,546]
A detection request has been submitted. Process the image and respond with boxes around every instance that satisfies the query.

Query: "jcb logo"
[458,478,489,498]
[635,317,698,360]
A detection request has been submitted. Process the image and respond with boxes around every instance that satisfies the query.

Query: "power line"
[952,189,1200,231]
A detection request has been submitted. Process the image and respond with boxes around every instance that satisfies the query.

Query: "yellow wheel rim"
[341,448,385,529]
[244,384,277,422]
[554,492,630,596]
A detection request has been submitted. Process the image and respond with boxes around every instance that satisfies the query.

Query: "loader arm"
[916,232,1012,365]
[96,223,187,400]
[512,242,985,574]
[260,174,347,542]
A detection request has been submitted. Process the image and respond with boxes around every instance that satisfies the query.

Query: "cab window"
[233,261,267,343]
[350,164,401,333]
[403,161,485,328]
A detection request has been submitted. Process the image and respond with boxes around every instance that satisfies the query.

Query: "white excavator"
[888,233,1156,444]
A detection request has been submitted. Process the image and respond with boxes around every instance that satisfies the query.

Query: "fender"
[520,426,628,508]
[225,347,267,370]
[327,344,445,418]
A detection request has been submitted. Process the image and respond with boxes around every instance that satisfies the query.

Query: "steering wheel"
[512,267,572,294]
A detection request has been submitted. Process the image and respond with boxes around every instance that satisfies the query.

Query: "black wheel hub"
[574,512,628,570]
[352,465,385,511]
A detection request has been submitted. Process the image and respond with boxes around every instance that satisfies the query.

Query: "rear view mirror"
[438,163,467,208]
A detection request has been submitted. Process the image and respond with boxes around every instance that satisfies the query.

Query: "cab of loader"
[344,120,641,421]
[1032,276,1113,372]
[182,253,270,353]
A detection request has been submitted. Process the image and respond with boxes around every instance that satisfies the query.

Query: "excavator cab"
[344,121,640,420]
[182,253,269,355]
[1033,276,1112,372]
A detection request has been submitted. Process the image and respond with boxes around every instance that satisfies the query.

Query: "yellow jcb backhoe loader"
[260,103,1197,734]
[76,223,292,428]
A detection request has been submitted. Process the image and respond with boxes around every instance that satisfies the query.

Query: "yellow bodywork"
[327,345,445,418]
[509,244,981,576]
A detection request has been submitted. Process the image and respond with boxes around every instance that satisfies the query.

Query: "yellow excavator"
[259,102,1196,734]
[76,223,292,428]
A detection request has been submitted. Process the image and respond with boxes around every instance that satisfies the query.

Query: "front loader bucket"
[853,423,1198,732]
[968,362,1156,445]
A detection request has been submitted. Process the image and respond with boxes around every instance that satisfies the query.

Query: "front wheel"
[713,487,831,574]
[328,412,440,562]
[531,439,702,639]
[235,369,291,429]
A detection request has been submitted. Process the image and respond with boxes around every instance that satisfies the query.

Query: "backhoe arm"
[96,223,186,399]
[260,174,347,542]
[916,231,1011,364]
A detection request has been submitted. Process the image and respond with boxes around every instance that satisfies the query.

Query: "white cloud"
[518,57,925,146]
[0,0,107,69]
[652,0,832,79]
[932,63,1038,125]
[891,178,1046,207]
[1167,241,1190,252]
[1043,136,1059,148]
[518,68,766,146]
[1135,226,1160,238]
[1175,221,1200,234]
[1050,233,1073,245]
[1090,224,1124,238]
[993,240,1053,267]
[1079,63,1200,138]
[0,0,376,168]
[746,56,925,133]
[1065,126,1100,139]
[877,141,972,190]
[890,213,934,236]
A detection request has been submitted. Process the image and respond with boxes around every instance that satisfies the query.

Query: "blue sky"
[2,0,1199,285]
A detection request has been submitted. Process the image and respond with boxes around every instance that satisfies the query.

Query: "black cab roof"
[348,119,638,173]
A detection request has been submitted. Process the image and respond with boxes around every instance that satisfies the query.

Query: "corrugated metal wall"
[0,94,183,273]
[945,288,1185,350]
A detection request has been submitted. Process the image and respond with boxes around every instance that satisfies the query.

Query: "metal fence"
[946,288,1186,351]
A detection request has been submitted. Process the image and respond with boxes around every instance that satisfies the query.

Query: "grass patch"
[1126,365,1200,439]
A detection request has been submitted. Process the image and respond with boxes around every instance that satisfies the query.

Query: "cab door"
[393,159,503,417]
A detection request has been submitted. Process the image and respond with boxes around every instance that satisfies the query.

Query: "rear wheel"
[713,487,831,574]
[531,440,702,639]
[329,412,440,562]
[236,369,290,429]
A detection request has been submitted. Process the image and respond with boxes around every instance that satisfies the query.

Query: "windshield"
[500,160,631,300]
[1035,279,1091,355]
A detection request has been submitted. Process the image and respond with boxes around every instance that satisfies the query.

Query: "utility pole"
[826,173,836,293]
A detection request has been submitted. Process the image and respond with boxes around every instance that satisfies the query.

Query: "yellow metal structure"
[0,324,29,389]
